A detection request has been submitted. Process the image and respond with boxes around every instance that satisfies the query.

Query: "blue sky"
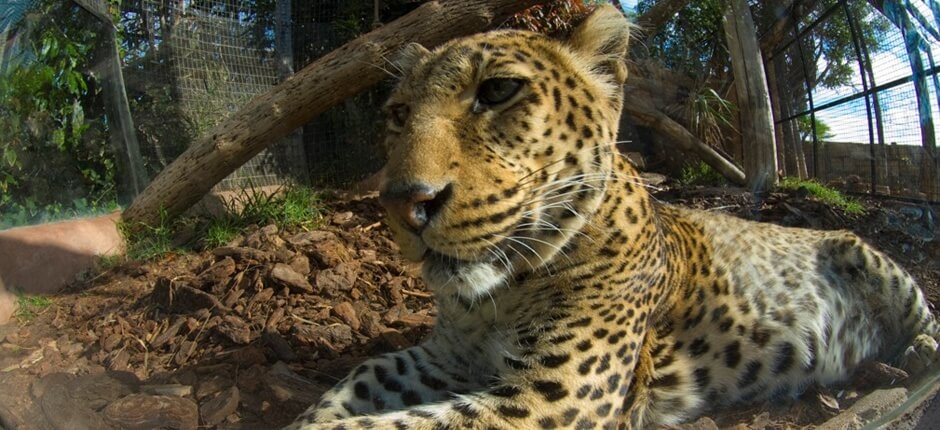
[619,0,639,11]
[811,0,940,146]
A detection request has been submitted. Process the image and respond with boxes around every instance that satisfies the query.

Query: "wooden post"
[74,0,148,203]
[723,0,778,192]
[123,0,541,226]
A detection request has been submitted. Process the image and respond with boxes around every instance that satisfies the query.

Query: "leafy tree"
[0,0,119,227]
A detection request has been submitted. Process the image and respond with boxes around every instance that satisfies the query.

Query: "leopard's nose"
[379,183,452,232]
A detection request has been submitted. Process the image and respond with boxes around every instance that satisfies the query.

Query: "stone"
[211,246,273,263]
[287,231,336,247]
[196,375,234,400]
[216,315,252,345]
[104,393,199,430]
[141,384,193,397]
[197,257,236,288]
[332,301,360,331]
[152,277,231,314]
[270,263,314,294]
[308,240,352,268]
[262,330,297,362]
[288,254,311,275]
[40,375,116,430]
[315,262,359,293]
[263,361,325,405]
[199,386,239,427]
[293,324,354,351]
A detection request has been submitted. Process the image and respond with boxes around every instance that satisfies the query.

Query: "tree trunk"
[723,0,778,191]
[622,98,747,186]
[123,0,541,226]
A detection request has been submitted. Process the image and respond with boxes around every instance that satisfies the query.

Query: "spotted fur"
[285,6,939,430]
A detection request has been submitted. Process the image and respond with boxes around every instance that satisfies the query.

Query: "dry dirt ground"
[0,186,937,430]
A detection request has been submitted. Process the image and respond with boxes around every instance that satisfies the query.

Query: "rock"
[394,312,434,328]
[104,393,199,430]
[199,386,239,427]
[141,384,192,397]
[377,329,411,351]
[287,231,336,247]
[152,277,231,314]
[196,375,234,400]
[150,318,187,349]
[818,388,908,430]
[216,315,252,345]
[293,324,354,352]
[332,301,360,331]
[288,254,311,275]
[308,240,352,267]
[270,263,315,294]
[674,416,719,430]
[852,361,909,389]
[197,257,236,288]
[65,372,139,410]
[222,288,244,309]
[359,309,386,337]
[262,330,297,362]
[261,224,278,236]
[263,361,325,405]
[101,333,123,352]
[232,345,268,367]
[316,262,360,293]
[211,246,272,263]
[39,374,116,430]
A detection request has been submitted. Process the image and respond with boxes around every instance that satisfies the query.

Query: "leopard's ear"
[567,5,632,84]
[394,42,431,77]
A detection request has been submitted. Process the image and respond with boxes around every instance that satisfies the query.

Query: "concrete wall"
[804,141,940,201]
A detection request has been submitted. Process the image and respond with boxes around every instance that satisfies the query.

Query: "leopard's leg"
[287,342,479,427]
[824,234,940,375]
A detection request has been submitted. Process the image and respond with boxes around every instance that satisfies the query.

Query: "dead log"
[622,97,747,185]
[122,0,541,225]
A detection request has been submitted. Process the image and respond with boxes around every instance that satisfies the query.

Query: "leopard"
[285,5,940,429]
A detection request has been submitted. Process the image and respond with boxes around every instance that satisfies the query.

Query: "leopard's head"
[379,5,632,301]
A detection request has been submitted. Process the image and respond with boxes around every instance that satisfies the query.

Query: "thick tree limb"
[123,0,541,225]
[622,97,747,185]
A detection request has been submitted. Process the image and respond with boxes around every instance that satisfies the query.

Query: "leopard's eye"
[388,104,410,129]
[476,78,524,106]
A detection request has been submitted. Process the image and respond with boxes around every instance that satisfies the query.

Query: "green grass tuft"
[229,185,325,230]
[779,177,865,214]
[204,217,240,249]
[678,161,727,187]
[15,294,53,322]
[118,207,177,261]
[118,186,327,260]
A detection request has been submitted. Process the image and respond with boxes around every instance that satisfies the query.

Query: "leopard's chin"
[422,250,507,301]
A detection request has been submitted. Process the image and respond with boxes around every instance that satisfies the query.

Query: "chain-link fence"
[770,0,940,202]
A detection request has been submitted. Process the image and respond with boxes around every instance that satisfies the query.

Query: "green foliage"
[637,0,890,90]
[797,116,834,142]
[678,161,727,186]
[637,0,726,76]
[779,177,865,214]
[0,0,120,228]
[15,294,53,322]
[670,84,736,149]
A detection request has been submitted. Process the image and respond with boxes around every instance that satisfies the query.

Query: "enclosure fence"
[770,0,940,202]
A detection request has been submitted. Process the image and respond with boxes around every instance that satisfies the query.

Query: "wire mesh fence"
[771,0,940,201]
